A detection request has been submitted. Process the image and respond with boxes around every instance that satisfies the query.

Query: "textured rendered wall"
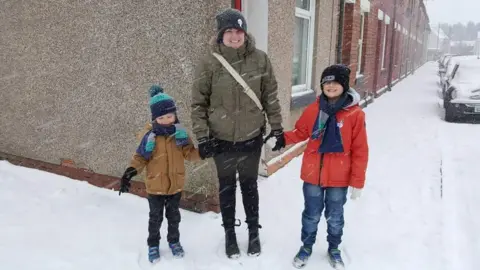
[260,0,295,162]
[312,0,340,95]
[290,0,340,125]
[0,0,231,195]
[267,0,295,130]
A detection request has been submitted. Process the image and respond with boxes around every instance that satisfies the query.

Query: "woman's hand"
[263,129,285,151]
[198,137,220,159]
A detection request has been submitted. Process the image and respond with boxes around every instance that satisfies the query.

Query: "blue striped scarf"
[136,122,189,160]
[311,93,351,153]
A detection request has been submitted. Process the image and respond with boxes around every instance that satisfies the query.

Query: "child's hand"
[350,188,362,200]
[119,167,137,195]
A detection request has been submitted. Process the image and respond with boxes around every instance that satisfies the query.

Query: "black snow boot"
[247,225,262,256]
[218,182,241,259]
[239,178,262,256]
[224,223,241,259]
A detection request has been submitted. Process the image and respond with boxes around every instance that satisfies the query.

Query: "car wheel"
[444,103,457,122]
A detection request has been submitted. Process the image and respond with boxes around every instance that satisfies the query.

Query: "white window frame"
[381,23,387,70]
[292,0,316,95]
[242,0,269,52]
[357,12,366,77]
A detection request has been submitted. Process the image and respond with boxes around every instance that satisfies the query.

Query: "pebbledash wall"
[0,0,234,212]
[0,0,339,213]
[340,0,430,99]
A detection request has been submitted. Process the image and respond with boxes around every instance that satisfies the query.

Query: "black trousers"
[213,149,262,230]
[147,192,181,247]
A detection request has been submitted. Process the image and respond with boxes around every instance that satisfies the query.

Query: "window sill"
[355,74,365,86]
[290,89,317,110]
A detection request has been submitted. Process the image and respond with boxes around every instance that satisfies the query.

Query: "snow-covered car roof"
[450,57,480,92]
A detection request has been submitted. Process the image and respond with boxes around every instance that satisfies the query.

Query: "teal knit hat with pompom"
[149,84,176,120]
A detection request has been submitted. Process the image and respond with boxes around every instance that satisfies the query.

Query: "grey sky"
[425,0,479,25]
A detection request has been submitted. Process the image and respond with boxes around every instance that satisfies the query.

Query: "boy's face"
[155,113,176,126]
[322,81,344,99]
[223,29,245,49]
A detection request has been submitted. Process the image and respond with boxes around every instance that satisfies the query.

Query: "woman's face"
[222,29,245,49]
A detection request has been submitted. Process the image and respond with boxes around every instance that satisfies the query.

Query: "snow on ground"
[1,62,480,270]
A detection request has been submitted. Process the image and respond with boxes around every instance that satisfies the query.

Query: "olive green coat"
[191,34,283,142]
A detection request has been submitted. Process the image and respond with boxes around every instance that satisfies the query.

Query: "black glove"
[198,137,219,159]
[263,129,285,151]
[119,167,137,196]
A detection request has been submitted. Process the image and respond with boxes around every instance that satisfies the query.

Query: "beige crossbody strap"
[212,52,264,111]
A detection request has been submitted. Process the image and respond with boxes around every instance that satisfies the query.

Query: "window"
[291,0,315,94]
[381,23,387,69]
[357,13,366,76]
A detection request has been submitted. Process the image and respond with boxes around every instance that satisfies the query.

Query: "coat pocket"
[327,154,352,185]
[208,107,234,139]
[145,173,168,194]
[174,172,186,192]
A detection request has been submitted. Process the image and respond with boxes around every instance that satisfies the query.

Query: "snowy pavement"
[1,62,480,270]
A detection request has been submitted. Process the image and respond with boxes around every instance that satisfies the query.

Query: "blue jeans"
[301,182,348,250]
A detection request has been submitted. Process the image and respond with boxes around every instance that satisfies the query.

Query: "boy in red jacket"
[268,64,368,269]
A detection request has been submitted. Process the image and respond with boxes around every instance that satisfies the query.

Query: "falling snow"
[1,62,480,269]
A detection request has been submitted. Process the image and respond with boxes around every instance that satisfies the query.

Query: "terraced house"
[0,0,429,212]
[340,0,430,99]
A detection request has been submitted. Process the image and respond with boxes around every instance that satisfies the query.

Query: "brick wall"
[341,2,362,94]
[341,0,429,95]
[0,151,220,213]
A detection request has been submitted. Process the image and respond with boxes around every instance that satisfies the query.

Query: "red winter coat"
[284,93,368,188]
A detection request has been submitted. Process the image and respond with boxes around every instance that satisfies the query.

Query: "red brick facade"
[341,0,429,96]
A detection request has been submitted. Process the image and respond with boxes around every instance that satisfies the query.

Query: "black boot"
[247,225,262,256]
[218,181,240,259]
[239,177,262,256]
[224,226,241,259]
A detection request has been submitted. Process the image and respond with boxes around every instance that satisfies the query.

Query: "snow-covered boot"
[148,246,160,263]
[327,248,345,269]
[225,228,240,259]
[247,226,262,256]
[169,242,185,258]
[292,246,312,268]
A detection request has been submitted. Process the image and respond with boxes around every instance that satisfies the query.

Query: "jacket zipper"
[318,153,325,186]
[233,57,243,144]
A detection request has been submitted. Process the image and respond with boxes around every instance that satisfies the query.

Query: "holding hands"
[263,129,285,151]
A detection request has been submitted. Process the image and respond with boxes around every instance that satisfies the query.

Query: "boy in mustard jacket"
[119,85,200,264]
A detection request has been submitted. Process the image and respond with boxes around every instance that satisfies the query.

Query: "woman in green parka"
[190,8,285,259]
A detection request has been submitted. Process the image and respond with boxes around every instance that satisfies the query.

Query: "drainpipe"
[336,0,345,63]
[387,0,397,90]
[405,7,414,77]
[412,5,421,74]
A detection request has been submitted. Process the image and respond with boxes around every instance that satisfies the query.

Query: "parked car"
[438,54,453,80]
[443,58,480,122]
[438,54,453,71]
[441,60,459,97]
